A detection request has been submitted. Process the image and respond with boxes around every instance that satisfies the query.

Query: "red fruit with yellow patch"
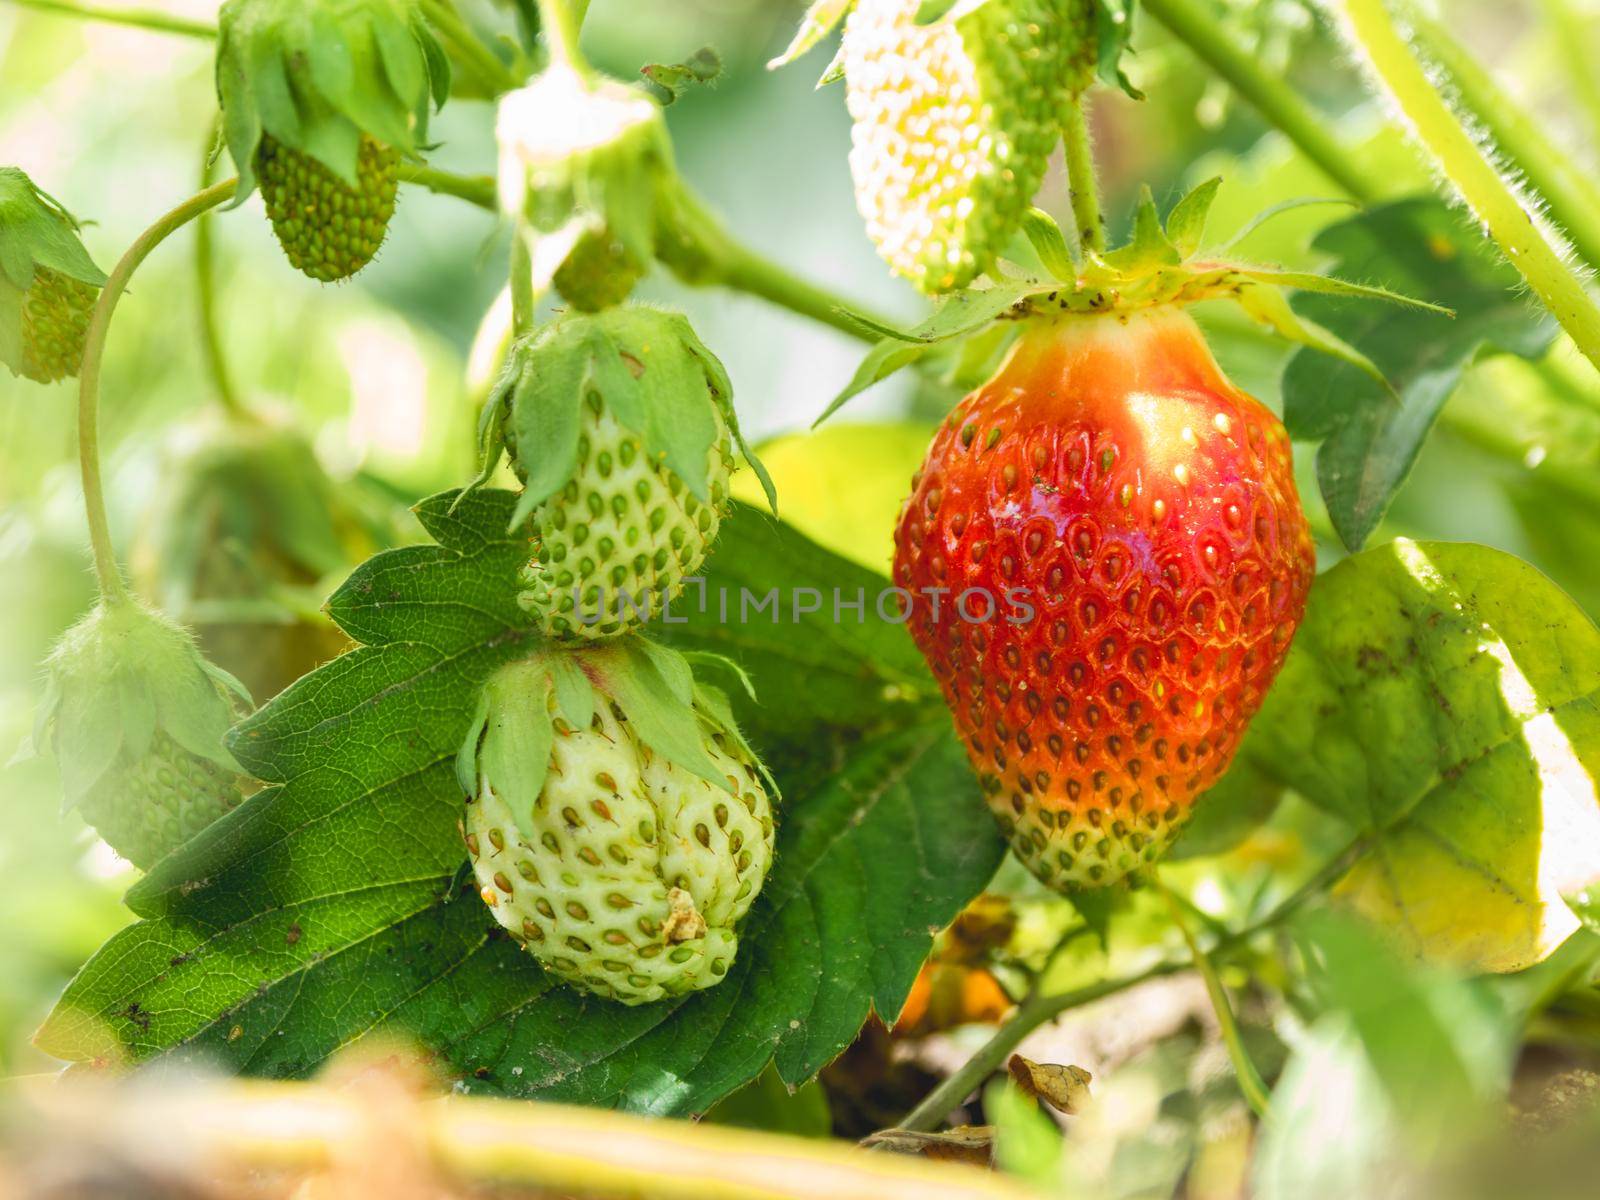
[893,306,1315,890]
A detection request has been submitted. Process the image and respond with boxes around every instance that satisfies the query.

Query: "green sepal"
[819,180,1445,420]
[478,657,557,843]
[38,600,248,814]
[914,0,998,22]
[767,0,853,69]
[1093,0,1142,99]
[502,306,766,526]
[216,0,447,199]
[589,640,729,792]
[0,168,106,291]
[0,167,105,378]
[461,640,769,818]
[1020,208,1076,279]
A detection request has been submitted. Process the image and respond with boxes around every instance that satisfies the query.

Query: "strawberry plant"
[3,0,1600,1196]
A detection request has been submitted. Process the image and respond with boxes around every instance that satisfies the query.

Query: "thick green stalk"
[660,183,899,341]
[2,0,213,38]
[509,230,535,338]
[398,163,497,211]
[196,132,249,422]
[1339,0,1600,373]
[78,180,239,604]
[896,840,1365,1132]
[535,0,589,73]
[1403,1,1600,273]
[1062,97,1106,255]
[1143,0,1379,203]
[1155,873,1271,1118]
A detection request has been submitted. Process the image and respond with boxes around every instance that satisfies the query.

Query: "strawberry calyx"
[215,0,450,203]
[818,178,1450,424]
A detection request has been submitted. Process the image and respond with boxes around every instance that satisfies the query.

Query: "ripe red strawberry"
[893,306,1315,890]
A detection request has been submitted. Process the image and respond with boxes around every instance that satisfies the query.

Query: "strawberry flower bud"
[495,65,672,309]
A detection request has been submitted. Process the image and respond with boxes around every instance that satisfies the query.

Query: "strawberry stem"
[895,838,1366,1133]
[1154,870,1272,1119]
[195,125,252,424]
[1339,0,1600,374]
[509,228,536,338]
[1400,0,1600,275]
[1540,0,1600,151]
[77,179,239,606]
[0,0,215,38]
[397,163,497,210]
[535,0,591,75]
[1142,0,1380,204]
[1062,97,1106,255]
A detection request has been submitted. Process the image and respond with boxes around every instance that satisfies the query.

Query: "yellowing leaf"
[1230,539,1600,972]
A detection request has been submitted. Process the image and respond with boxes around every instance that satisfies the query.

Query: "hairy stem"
[897,840,1365,1132]
[1155,871,1271,1118]
[1402,0,1600,273]
[1,0,213,37]
[1338,0,1600,372]
[1143,0,1379,203]
[78,180,239,605]
[417,0,519,94]
[1062,97,1106,255]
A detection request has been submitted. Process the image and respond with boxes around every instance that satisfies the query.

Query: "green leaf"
[37,492,1003,1114]
[1283,198,1559,550]
[1226,539,1600,972]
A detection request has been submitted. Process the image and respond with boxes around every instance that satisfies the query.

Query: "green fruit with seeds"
[0,166,106,384]
[35,599,251,868]
[257,133,400,282]
[458,642,776,1005]
[215,0,448,281]
[489,307,774,640]
[841,0,1089,292]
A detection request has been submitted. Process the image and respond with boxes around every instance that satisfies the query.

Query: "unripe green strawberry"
[216,0,448,281]
[257,133,400,283]
[18,266,97,383]
[458,643,776,1005]
[36,599,252,868]
[490,307,773,641]
[552,224,646,312]
[77,732,245,870]
[516,392,733,639]
[0,167,105,384]
[893,307,1315,890]
[842,0,1086,292]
